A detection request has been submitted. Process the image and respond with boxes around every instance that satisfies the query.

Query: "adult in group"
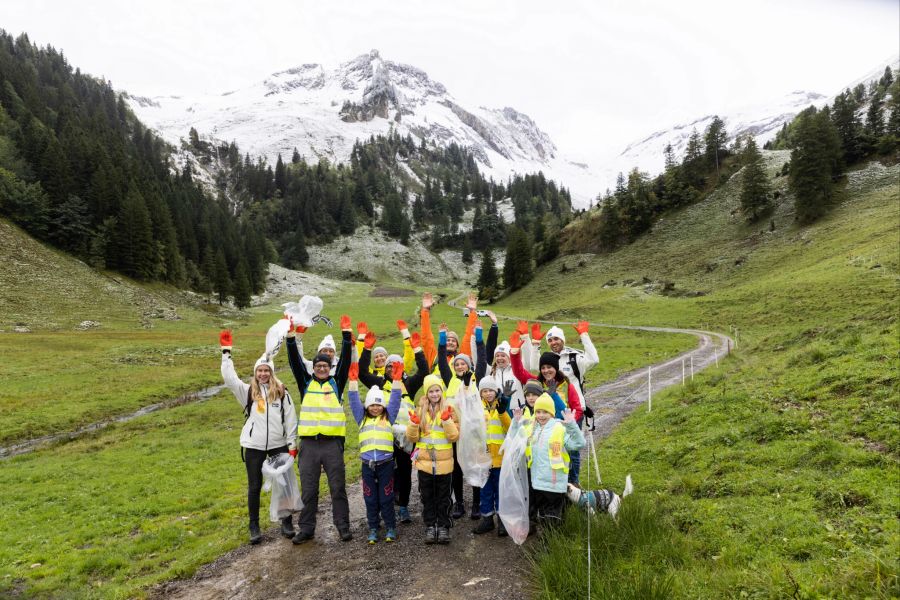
[219,330,298,545]
[527,321,599,395]
[285,316,354,543]
[420,292,478,371]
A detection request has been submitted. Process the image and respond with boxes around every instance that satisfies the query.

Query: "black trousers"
[394,443,413,507]
[451,443,480,507]
[244,445,289,525]
[297,437,350,535]
[532,488,566,523]
[418,471,453,528]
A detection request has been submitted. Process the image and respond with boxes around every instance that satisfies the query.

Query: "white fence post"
[690,355,694,381]
[682,358,686,385]
[648,366,652,412]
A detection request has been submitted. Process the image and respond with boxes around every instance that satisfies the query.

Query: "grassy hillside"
[489,154,899,598]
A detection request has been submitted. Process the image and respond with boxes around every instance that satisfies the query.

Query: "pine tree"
[831,90,864,163]
[790,107,844,224]
[213,248,231,305]
[738,138,771,222]
[291,147,302,164]
[477,245,500,302]
[111,188,155,279]
[232,259,252,309]
[704,116,728,175]
[503,226,533,291]
[274,154,286,197]
[865,91,885,140]
[461,234,473,264]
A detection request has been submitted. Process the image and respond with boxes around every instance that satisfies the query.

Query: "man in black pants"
[286,315,353,543]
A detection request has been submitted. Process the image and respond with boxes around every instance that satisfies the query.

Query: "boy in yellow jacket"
[471,375,512,536]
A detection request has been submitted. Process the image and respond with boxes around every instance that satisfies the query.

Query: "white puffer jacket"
[222,354,298,451]
[490,364,525,410]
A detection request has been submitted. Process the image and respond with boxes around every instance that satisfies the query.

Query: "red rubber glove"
[531,323,543,341]
[410,331,421,349]
[219,330,233,347]
[508,331,524,350]
[391,361,404,381]
[357,321,368,336]
[348,363,359,382]
[364,331,376,350]
[295,324,307,334]
[516,320,528,336]
[396,319,408,331]
[440,406,453,421]
[408,410,420,425]
[289,448,298,458]
[574,320,590,335]
[340,315,352,331]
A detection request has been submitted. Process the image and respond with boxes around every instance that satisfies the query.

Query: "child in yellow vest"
[472,375,512,536]
[406,374,460,544]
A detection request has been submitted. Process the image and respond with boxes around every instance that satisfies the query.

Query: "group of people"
[221,292,621,547]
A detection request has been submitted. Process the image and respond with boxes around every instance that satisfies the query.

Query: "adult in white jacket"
[525,322,599,395]
[220,330,298,545]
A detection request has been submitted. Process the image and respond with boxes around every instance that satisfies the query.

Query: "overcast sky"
[1,0,897,161]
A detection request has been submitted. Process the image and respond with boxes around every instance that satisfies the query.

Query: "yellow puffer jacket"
[406,404,460,475]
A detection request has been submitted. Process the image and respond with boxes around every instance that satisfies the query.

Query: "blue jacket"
[529,419,585,493]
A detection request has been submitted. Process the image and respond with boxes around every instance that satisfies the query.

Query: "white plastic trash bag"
[498,426,530,544]
[261,453,302,522]
[392,422,414,454]
[456,384,492,488]
[281,295,323,328]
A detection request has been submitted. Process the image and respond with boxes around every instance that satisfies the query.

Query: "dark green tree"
[461,234,473,264]
[790,107,844,224]
[738,138,771,222]
[477,245,500,302]
[110,188,155,279]
[213,248,231,305]
[232,259,252,309]
[503,226,533,291]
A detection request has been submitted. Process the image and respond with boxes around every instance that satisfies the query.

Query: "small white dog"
[566,475,633,519]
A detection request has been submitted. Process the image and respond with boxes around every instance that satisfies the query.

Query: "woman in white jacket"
[220,330,298,545]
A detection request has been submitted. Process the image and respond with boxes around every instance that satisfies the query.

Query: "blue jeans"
[479,467,501,516]
[568,417,583,485]
[361,459,396,529]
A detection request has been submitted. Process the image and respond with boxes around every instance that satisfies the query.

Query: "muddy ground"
[151,328,729,600]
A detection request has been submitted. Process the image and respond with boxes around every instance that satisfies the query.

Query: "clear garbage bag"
[264,318,291,362]
[281,295,323,328]
[261,453,302,522]
[498,426,530,544]
[392,422,414,454]
[456,384,492,488]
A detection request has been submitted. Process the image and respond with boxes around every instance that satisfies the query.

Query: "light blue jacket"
[529,419,585,493]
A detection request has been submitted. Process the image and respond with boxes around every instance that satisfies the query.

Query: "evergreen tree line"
[0,31,270,308]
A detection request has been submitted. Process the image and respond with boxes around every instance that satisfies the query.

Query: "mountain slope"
[126,50,600,206]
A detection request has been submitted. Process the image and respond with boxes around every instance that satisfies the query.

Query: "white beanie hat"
[493,341,511,358]
[478,375,500,393]
[385,353,403,368]
[364,386,386,409]
[372,346,388,358]
[546,326,566,344]
[317,335,336,352]
[254,355,274,373]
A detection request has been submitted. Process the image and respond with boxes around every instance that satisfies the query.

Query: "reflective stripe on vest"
[484,405,505,445]
[359,416,394,455]
[416,413,452,451]
[297,378,346,437]
[526,421,569,473]
[386,380,416,426]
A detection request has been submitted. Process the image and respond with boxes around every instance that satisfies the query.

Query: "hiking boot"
[249,522,262,545]
[437,526,451,544]
[497,519,508,537]
[398,506,412,524]
[292,530,314,545]
[451,501,465,520]
[472,516,495,535]
[367,528,378,545]
[280,516,296,538]
[424,525,438,544]
[470,505,481,520]
[339,528,353,542]
[384,528,397,543]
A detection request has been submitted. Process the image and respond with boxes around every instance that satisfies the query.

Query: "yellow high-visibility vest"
[297,378,346,437]
[359,415,393,455]
[484,404,506,446]
[526,420,569,473]
[416,411,452,451]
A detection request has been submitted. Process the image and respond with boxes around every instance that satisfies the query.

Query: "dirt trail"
[151,322,732,600]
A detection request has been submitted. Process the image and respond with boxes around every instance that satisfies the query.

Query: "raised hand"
[422,292,434,311]
[408,410,421,425]
[562,408,575,423]
[513,408,523,422]
[219,330,233,348]
[340,315,352,331]
[466,292,477,310]
[348,363,359,382]
[357,321,369,336]
[295,323,307,334]
[410,331,422,348]
[440,406,453,421]
[485,310,498,324]
[397,319,408,332]
[508,331,524,350]
[531,323,543,341]
[439,322,448,333]
[364,331,377,350]
[391,361,404,381]
[502,380,514,397]
[574,320,590,335]
[516,320,528,335]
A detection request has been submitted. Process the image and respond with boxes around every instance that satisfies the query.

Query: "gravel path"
[150,322,732,600]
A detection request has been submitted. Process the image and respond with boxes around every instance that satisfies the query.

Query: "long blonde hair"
[417,385,452,435]
[250,369,284,413]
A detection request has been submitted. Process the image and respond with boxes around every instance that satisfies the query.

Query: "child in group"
[348,361,404,543]
[471,375,512,536]
[406,374,460,544]
[515,394,585,527]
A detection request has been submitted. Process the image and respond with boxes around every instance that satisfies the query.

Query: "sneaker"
[367,528,378,544]
[497,519,508,537]
[451,501,465,520]
[424,525,438,544]
[249,522,262,545]
[384,528,397,543]
[470,505,481,520]
[280,516,296,538]
[472,516,495,535]
[292,530,314,545]
[339,528,353,542]
[398,506,412,524]
[437,526,451,544]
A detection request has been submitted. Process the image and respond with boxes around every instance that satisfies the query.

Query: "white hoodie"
[221,354,298,451]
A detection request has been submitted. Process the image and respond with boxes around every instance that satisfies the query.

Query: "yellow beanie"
[422,374,445,395]
[534,393,556,415]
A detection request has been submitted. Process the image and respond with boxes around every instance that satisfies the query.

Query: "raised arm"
[286,331,312,401]
[358,331,386,389]
[420,293,437,368]
[474,323,487,382]
[404,333,430,398]
[219,330,250,407]
[508,332,536,385]
[437,326,453,386]
[347,364,365,425]
[485,312,499,362]
[333,316,353,398]
[460,292,478,360]
[574,321,599,373]
[386,362,404,423]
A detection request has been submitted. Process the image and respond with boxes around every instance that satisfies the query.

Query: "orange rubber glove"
[408,410,420,425]
[357,321,368,336]
[391,361,404,381]
[516,320,528,336]
[410,331,422,349]
[574,320,590,335]
[440,406,453,421]
[364,331,376,350]
[348,363,359,381]
[531,323,543,341]
[508,331,524,350]
[340,315,351,331]
[219,330,233,348]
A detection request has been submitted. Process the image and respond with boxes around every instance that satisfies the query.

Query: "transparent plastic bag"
[261,453,302,522]
[281,295,323,328]
[498,426,530,544]
[264,318,291,362]
[456,384,492,488]
[392,422,414,454]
